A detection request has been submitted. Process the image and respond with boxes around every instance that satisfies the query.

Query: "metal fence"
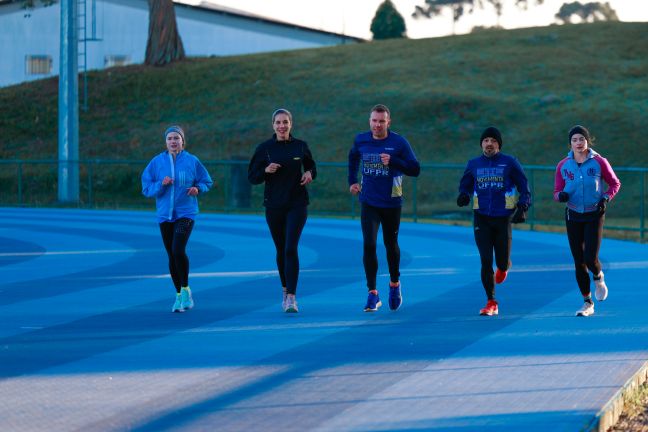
[1,159,646,240]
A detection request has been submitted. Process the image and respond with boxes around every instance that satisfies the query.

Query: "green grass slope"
[2,21,647,166]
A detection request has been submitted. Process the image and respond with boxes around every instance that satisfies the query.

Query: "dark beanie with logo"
[568,125,591,143]
[480,126,502,149]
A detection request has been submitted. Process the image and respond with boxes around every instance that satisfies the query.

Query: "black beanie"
[480,126,502,149]
[568,125,591,144]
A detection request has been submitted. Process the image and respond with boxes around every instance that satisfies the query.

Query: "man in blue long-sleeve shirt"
[348,104,420,312]
[457,126,531,316]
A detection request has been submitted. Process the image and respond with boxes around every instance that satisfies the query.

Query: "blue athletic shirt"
[141,150,213,223]
[458,152,531,217]
[348,130,420,208]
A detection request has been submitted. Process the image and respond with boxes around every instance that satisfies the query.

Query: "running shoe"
[495,269,508,284]
[576,302,595,317]
[180,286,194,310]
[364,290,382,312]
[282,290,288,311]
[284,294,298,313]
[479,299,499,316]
[172,294,184,313]
[594,272,608,301]
[388,283,402,311]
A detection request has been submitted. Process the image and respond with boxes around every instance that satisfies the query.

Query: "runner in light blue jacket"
[553,125,621,317]
[141,125,213,313]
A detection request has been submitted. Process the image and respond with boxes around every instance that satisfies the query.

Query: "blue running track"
[1,208,647,431]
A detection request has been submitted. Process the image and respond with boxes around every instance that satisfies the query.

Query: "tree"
[413,0,473,35]
[145,0,185,66]
[17,0,185,66]
[371,0,407,40]
[413,0,544,34]
[555,1,618,24]
[18,0,55,7]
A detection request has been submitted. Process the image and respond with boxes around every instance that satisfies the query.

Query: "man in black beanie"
[456,126,531,316]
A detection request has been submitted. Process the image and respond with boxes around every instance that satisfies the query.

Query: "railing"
[1,159,646,241]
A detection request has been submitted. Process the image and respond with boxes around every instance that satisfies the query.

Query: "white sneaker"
[172,294,184,313]
[594,272,608,301]
[576,302,594,317]
[284,294,298,313]
[282,289,288,311]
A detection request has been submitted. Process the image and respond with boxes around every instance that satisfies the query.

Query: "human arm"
[347,142,361,187]
[141,158,167,198]
[596,156,621,201]
[553,159,568,202]
[188,158,213,195]
[457,162,474,206]
[300,141,316,185]
[248,143,270,185]
[510,158,531,208]
[383,139,420,177]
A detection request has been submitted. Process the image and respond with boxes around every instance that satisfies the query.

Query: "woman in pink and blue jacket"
[554,125,621,317]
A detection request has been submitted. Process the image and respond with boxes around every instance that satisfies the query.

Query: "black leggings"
[160,218,195,293]
[565,211,604,297]
[265,206,307,295]
[473,212,511,300]
[361,203,401,291]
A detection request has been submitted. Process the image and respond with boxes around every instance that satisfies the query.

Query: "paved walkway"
[1,208,646,431]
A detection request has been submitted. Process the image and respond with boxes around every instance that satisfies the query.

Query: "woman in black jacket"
[248,108,317,313]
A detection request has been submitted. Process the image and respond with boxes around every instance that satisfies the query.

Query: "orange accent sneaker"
[495,269,508,284]
[480,299,499,316]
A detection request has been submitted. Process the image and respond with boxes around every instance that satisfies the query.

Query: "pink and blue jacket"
[553,149,621,213]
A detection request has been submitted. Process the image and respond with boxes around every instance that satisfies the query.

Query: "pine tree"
[371,0,407,40]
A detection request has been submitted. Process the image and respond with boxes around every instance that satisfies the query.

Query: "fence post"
[641,171,645,241]
[412,176,418,222]
[529,168,535,231]
[17,161,23,206]
[87,160,94,208]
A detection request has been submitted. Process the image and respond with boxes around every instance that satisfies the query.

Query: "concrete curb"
[585,360,648,431]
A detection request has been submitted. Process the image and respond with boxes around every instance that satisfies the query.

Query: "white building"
[0,0,362,88]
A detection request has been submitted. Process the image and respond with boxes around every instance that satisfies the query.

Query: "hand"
[300,170,313,186]
[558,191,569,202]
[456,193,470,207]
[597,197,608,214]
[380,153,391,166]
[186,187,199,196]
[349,183,361,195]
[265,163,282,174]
[162,176,173,186]
[511,204,527,224]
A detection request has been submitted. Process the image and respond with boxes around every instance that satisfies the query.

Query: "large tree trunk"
[145,0,185,66]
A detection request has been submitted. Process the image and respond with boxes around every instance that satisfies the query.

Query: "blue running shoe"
[172,294,184,313]
[388,283,402,311]
[180,286,194,310]
[364,290,382,312]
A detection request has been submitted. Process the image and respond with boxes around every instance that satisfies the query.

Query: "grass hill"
[2,21,647,166]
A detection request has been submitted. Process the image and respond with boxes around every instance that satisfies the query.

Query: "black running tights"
[473,212,511,300]
[565,214,604,297]
[361,203,401,291]
[160,218,194,293]
[265,206,307,295]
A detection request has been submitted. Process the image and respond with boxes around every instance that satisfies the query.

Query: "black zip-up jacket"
[248,134,317,208]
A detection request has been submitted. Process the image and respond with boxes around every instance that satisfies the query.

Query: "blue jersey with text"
[458,152,530,217]
[348,131,420,208]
